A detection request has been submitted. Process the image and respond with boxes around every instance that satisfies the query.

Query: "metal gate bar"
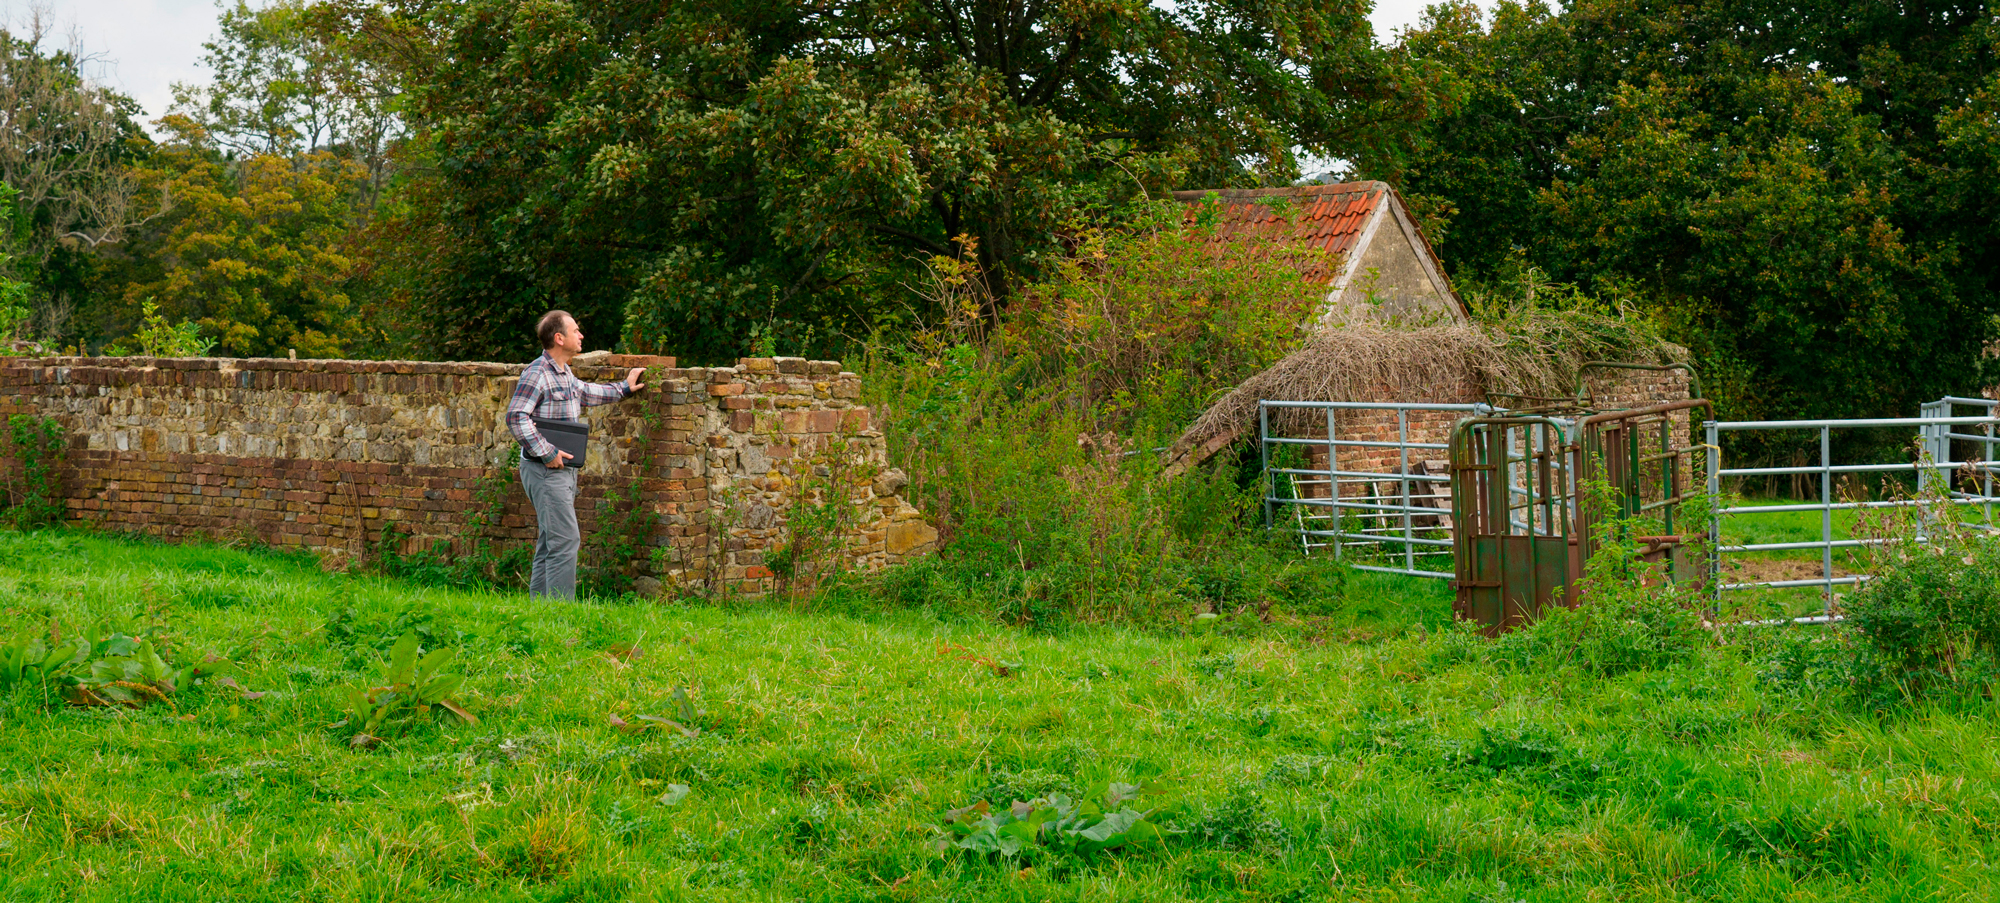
[1705,411,2000,623]
[1260,400,1492,578]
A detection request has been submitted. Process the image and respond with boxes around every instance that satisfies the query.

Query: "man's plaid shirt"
[506,353,631,461]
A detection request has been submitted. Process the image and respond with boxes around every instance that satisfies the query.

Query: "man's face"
[558,316,583,353]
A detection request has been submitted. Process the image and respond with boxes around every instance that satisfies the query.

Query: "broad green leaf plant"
[937,782,1177,860]
[340,630,475,747]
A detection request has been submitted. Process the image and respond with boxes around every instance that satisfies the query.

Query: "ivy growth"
[1,414,66,528]
[373,447,530,589]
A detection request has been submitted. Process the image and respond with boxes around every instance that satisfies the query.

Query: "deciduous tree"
[110,118,367,359]
[339,0,1443,362]
[1392,0,1998,428]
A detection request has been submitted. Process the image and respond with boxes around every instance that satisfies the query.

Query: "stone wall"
[0,354,937,595]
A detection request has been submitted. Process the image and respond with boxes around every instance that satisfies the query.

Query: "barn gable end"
[1172,181,1463,326]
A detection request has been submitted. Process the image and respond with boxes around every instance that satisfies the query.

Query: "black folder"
[530,416,588,467]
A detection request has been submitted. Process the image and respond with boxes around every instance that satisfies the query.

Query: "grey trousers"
[519,459,580,600]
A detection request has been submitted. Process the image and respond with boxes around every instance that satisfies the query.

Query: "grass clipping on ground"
[1175,308,1687,460]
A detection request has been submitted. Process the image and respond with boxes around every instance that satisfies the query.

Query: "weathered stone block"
[886,520,938,557]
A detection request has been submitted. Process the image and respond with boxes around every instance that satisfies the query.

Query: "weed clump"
[1820,474,2000,707]
[1490,480,1714,677]
[336,631,475,748]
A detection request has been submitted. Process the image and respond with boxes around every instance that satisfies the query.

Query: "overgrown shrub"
[1834,474,2000,706]
[846,207,1339,625]
[105,298,216,358]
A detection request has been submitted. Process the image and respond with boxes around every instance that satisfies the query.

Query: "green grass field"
[3,528,1998,902]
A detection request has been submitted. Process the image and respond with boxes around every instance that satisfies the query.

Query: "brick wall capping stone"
[9,354,545,377]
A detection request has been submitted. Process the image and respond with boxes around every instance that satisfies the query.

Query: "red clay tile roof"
[1171,181,1393,283]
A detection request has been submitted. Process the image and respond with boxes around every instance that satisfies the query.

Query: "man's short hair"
[537,310,573,350]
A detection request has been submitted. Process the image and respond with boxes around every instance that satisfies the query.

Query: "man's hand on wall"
[626,368,646,393]
[546,450,572,470]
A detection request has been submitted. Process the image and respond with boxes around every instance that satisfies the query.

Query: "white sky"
[38,0,219,127]
[48,0,1477,131]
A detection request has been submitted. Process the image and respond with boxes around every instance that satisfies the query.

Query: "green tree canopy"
[106,118,367,359]
[173,0,403,205]
[342,0,1443,362]
[1392,0,1999,426]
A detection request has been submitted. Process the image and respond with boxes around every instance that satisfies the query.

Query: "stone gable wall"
[0,354,937,595]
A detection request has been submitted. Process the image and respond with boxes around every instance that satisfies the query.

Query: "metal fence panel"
[1259,394,2000,626]
[1260,400,1492,579]
[1706,402,2000,623]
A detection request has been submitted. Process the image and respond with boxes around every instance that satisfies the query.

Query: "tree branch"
[869,223,952,256]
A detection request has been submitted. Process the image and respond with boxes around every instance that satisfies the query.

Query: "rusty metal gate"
[1449,416,1577,632]
[1450,399,1713,633]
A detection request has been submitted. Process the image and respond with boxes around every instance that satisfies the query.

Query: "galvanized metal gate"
[1706,397,2000,623]
[1259,400,1491,578]
[1254,381,2000,631]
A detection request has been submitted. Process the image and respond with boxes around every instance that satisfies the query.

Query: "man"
[506,310,646,600]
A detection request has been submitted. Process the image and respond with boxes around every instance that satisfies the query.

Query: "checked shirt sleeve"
[506,363,556,461]
[577,377,630,407]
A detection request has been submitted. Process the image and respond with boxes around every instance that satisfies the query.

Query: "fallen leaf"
[943,801,989,823]
[349,733,383,749]
[659,783,691,805]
